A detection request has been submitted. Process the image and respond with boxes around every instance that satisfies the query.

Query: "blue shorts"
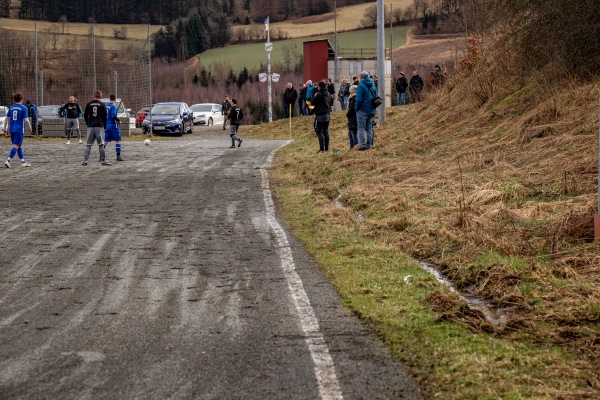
[104,127,122,142]
[10,132,24,146]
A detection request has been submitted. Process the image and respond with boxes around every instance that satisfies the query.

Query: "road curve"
[0,129,422,399]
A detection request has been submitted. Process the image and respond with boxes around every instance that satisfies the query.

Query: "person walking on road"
[355,71,376,150]
[2,93,32,168]
[104,94,124,161]
[222,95,232,130]
[227,98,244,148]
[311,81,332,153]
[282,82,298,118]
[82,90,111,166]
[62,96,83,144]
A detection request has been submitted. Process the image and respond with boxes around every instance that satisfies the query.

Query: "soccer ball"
[144,139,151,146]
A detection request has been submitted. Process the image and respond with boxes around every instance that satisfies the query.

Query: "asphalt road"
[0,127,422,399]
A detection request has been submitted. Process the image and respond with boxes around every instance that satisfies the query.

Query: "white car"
[0,106,7,129]
[190,103,224,126]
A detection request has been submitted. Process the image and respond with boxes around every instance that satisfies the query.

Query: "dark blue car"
[142,102,193,136]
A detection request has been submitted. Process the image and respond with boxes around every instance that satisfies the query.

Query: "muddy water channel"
[333,191,509,331]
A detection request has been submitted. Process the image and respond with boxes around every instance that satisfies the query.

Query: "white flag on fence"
[264,17,269,31]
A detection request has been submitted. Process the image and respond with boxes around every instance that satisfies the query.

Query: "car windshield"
[140,107,151,113]
[191,105,212,112]
[38,107,59,116]
[152,105,179,115]
[0,108,6,117]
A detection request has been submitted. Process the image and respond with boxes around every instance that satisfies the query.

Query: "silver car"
[190,103,224,126]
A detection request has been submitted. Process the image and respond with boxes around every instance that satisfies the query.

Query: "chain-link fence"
[0,23,152,134]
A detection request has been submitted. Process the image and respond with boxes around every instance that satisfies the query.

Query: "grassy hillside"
[236,0,413,39]
[197,26,408,72]
[240,72,600,398]
[0,18,163,50]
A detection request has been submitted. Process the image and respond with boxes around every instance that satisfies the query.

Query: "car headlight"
[167,118,181,124]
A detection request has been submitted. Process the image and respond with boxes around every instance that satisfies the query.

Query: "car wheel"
[207,117,213,126]
[188,122,193,133]
[176,125,184,136]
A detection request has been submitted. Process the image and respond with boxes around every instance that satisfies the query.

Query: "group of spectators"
[395,64,446,105]
[281,65,446,153]
[283,71,379,153]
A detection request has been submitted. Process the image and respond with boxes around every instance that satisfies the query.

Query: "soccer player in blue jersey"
[2,93,32,168]
[104,94,123,161]
[82,90,110,166]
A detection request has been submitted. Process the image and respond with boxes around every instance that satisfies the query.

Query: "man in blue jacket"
[355,71,376,150]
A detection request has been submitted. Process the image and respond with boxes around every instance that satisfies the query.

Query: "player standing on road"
[227,98,244,148]
[63,96,83,144]
[104,94,124,161]
[2,93,32,168]
[222,95,232,130]
[82,90,111,166]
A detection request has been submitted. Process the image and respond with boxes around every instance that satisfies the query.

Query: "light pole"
[377,0,386,123]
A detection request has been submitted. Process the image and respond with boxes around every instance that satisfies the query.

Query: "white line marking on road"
[261,143,343,400]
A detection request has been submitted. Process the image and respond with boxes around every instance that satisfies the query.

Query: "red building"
[303,39,335,83]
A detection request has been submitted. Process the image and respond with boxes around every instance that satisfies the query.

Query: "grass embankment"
[242,80,600,398]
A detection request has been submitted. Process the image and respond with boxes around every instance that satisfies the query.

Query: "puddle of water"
[332,190,508,330]
[418,261,509,331]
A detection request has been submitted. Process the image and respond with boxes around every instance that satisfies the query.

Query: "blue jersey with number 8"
[6,104,29,134]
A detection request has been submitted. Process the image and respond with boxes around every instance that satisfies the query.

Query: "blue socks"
[17,148,24,161]
[8,147,17,160]
[115,144,121,157]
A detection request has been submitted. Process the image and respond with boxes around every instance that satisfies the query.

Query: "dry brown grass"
[232,0,413,39]
[0,18,163,50]
[246,72,600,373]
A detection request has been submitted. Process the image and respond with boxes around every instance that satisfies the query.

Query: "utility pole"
[34,23,39,136]
[377,0,386,123]
[92,22,97,91]
[267,20,272,123]
[334,0,338,84]
[390,1,393,72]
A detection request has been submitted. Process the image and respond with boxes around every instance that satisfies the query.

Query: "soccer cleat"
[21,162,31,167]
[101,160,112,166]
[81,160,88,166]
[116,157,124,161]
[66,140,70,144]
[237,139,243,147]
[4,161,10,168]
[78,140,83,144]
[229,145,235,148]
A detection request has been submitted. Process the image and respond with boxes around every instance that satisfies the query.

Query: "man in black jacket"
[311,81,332,153]
[82,90,110,166]
[395,72,408,105]
[282,82,298,118]
[409,70,424,103]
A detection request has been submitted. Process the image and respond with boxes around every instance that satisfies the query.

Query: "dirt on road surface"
[0,130,422,399]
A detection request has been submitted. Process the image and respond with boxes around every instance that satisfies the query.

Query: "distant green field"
[197,27,408,72]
